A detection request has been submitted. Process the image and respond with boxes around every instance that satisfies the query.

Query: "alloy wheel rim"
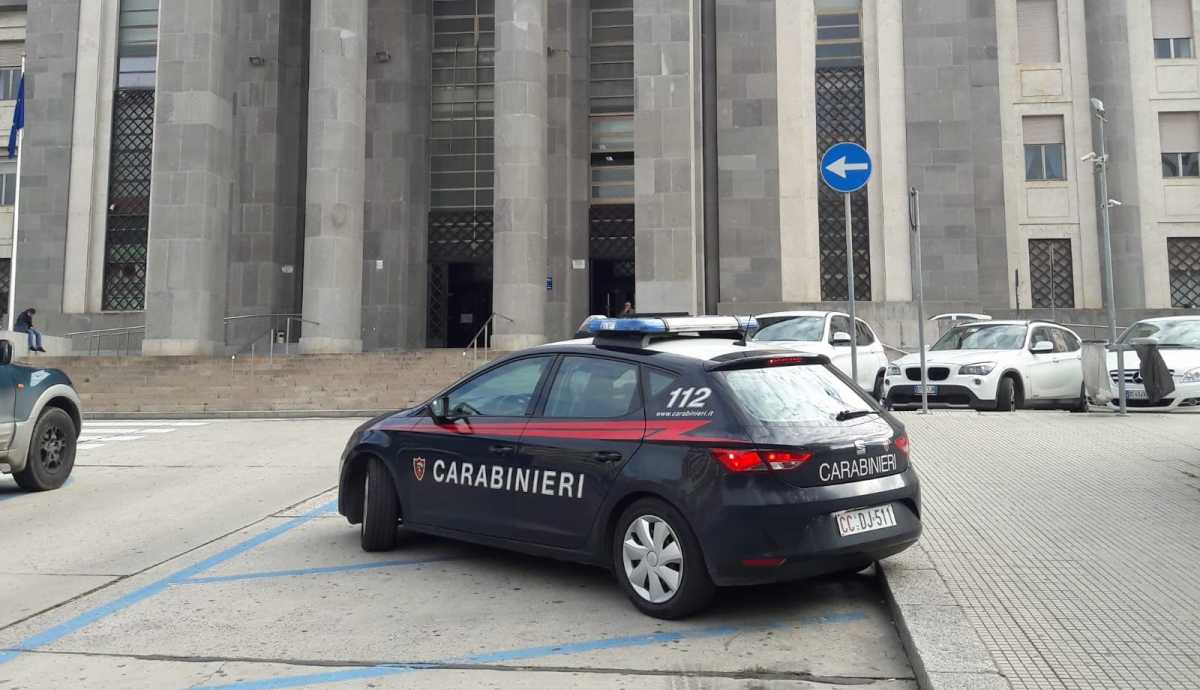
[622,514,683,604]
[40,425,66,473]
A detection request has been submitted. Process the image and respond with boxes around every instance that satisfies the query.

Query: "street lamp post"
[1087,97,1126,415]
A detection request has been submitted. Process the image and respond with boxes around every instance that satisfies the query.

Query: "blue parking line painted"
[178,556,464,585]
[0,500,337,666]
[194,612,867,690]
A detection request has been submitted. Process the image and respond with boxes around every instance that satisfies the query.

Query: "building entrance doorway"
[427,210,494,348]
[589,204,635,316]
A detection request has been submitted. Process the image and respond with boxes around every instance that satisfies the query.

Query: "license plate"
[912,385,938,395]
[836,505,897,537]
[1124,387,1148,400]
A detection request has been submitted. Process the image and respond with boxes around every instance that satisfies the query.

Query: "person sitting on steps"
[14,307,46,353]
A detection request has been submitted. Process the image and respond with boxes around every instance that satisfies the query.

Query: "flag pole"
[6,54,23,332]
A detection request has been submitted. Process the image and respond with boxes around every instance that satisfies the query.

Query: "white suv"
[883,320,1086,412]
[1105,316,1200,411]
[750,311,890,396]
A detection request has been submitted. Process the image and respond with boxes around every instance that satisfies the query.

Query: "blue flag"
[7,74,23,160]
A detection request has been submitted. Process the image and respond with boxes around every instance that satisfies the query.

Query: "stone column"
[633,0,703,315]
[492,0,549,350]
[142,0,238,356]
[300,0,368,354]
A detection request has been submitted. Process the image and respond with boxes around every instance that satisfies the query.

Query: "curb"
[877,545,1012,690]
[84,409,387,420]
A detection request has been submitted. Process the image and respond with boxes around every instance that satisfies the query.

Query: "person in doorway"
[14,308,45,353]
[620,301,635,316]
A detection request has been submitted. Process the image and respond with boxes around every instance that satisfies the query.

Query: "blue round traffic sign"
[820,142,873,193]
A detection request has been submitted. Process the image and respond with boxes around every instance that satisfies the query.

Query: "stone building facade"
[10,0,1200,355]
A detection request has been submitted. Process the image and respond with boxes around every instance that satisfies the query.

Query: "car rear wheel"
[612,498,714,619]
[872,372,884,401]
[994,376,1018,412]
[13,408,76,492]
[360,458,400,552]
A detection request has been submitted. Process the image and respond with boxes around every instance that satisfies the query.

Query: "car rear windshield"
[751,316,824,342]
[931,324,1027,351]
[717,364,874,431]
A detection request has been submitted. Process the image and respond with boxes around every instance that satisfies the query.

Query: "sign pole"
[909,188,929,414]
[844,193,858,386]
[6,55,22,332]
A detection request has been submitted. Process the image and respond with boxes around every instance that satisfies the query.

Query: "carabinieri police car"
[337,316,921,619]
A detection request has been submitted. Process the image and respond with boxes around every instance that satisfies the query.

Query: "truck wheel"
[360,457,400,552]
[14,408,77,492]
[612,498,715,619]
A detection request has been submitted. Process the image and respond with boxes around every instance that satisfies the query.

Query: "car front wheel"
[13,407,76,492]
[612,498,714,619]
[360,458,400,552]
[994,376,1018,412]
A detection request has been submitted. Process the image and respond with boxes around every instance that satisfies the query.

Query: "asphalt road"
[1,418,915,689]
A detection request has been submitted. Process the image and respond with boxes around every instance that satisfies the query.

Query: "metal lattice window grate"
[0,257,9,322]
[816,66,871,302]
[427,262,449,348]
[1168,237,1200,308]
[1029,238,1075,308]
[589,204,635,260]
[428,210,494,262]
[102,87,155,312]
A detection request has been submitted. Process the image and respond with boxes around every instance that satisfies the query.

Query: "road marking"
[76,421,206,452]
[0,499,335,666]
[177,556,464,586]
[193,614,867,690]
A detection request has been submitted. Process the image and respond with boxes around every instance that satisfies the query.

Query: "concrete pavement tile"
[881,566,955,607]
[923,672,1012,690]
[884,602,997,675]
[0,574,118,629]
[879,543,937,572]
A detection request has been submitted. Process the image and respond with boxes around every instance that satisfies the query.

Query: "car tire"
[13,407,76,492]
[872,372,884,401]
[1069,384,1089,413]
[612,498,715,620]
[360,457,400,552]
[994,376,1018,412]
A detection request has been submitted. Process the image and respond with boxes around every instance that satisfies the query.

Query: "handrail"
[464,312,514,366]
[65,325,146,357]
[63,313,322,358]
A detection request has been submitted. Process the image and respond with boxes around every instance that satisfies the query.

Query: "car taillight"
[762,450,812,470]
[710,449,765,472]
[894,434,909,455]
[710,449,812,472]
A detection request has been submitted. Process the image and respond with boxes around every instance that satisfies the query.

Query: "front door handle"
[593,451,623,463]
[489,444,516,457]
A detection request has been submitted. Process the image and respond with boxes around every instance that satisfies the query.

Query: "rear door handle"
[593,451,623,463]
[489,444,516,457]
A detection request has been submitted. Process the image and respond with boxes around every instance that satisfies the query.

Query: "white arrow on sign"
[825,156,870,179]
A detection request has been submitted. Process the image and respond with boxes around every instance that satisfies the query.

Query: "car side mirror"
[1031,341,1054,354]
[429,396,451,421]
[832,332,853,347]
[0,340,10,365]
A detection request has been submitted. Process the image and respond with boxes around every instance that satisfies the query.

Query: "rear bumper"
[697,467,922,586]
[885,384,993,410]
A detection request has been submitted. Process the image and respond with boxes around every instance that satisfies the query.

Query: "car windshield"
[931,324,1027,351]
[751,316,825,342]
[1118,319,1200,348]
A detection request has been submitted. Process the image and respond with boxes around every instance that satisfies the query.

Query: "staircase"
[20,350,494,417]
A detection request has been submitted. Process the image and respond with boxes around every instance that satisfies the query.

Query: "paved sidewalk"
[891,410,1200,690]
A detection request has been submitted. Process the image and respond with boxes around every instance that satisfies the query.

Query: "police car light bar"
[587,315,755,336]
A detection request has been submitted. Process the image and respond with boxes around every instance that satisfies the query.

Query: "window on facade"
[816,1,871,301]
[590,0,633,204]
[1160,112,1200,178]
[117,0,158,88]
[1029,238,1075,308]
[1023,116,1066,181]
[0,67,20,101]
[0,171,15,206]
[1152,0,1195,59]
[1017,0,1061,64]
[1168,237,1200,308]
[430,0,496,211]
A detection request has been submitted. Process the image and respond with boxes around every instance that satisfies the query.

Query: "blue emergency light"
[586,315,756,336]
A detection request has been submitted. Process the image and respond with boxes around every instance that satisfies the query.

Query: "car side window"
[1057,329,1081,352]
[855,320,875,346]
[644,368,679,400]
[543,356,641,419]
[829,316,852,344]
[1030,327,1052,350]
[446,356,551,418]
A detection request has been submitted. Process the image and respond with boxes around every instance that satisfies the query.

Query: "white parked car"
[883,320,1086,412]
[750,311,890,396]
[1105,316,1200,411]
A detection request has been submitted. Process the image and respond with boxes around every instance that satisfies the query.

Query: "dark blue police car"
[338,316,921,618]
